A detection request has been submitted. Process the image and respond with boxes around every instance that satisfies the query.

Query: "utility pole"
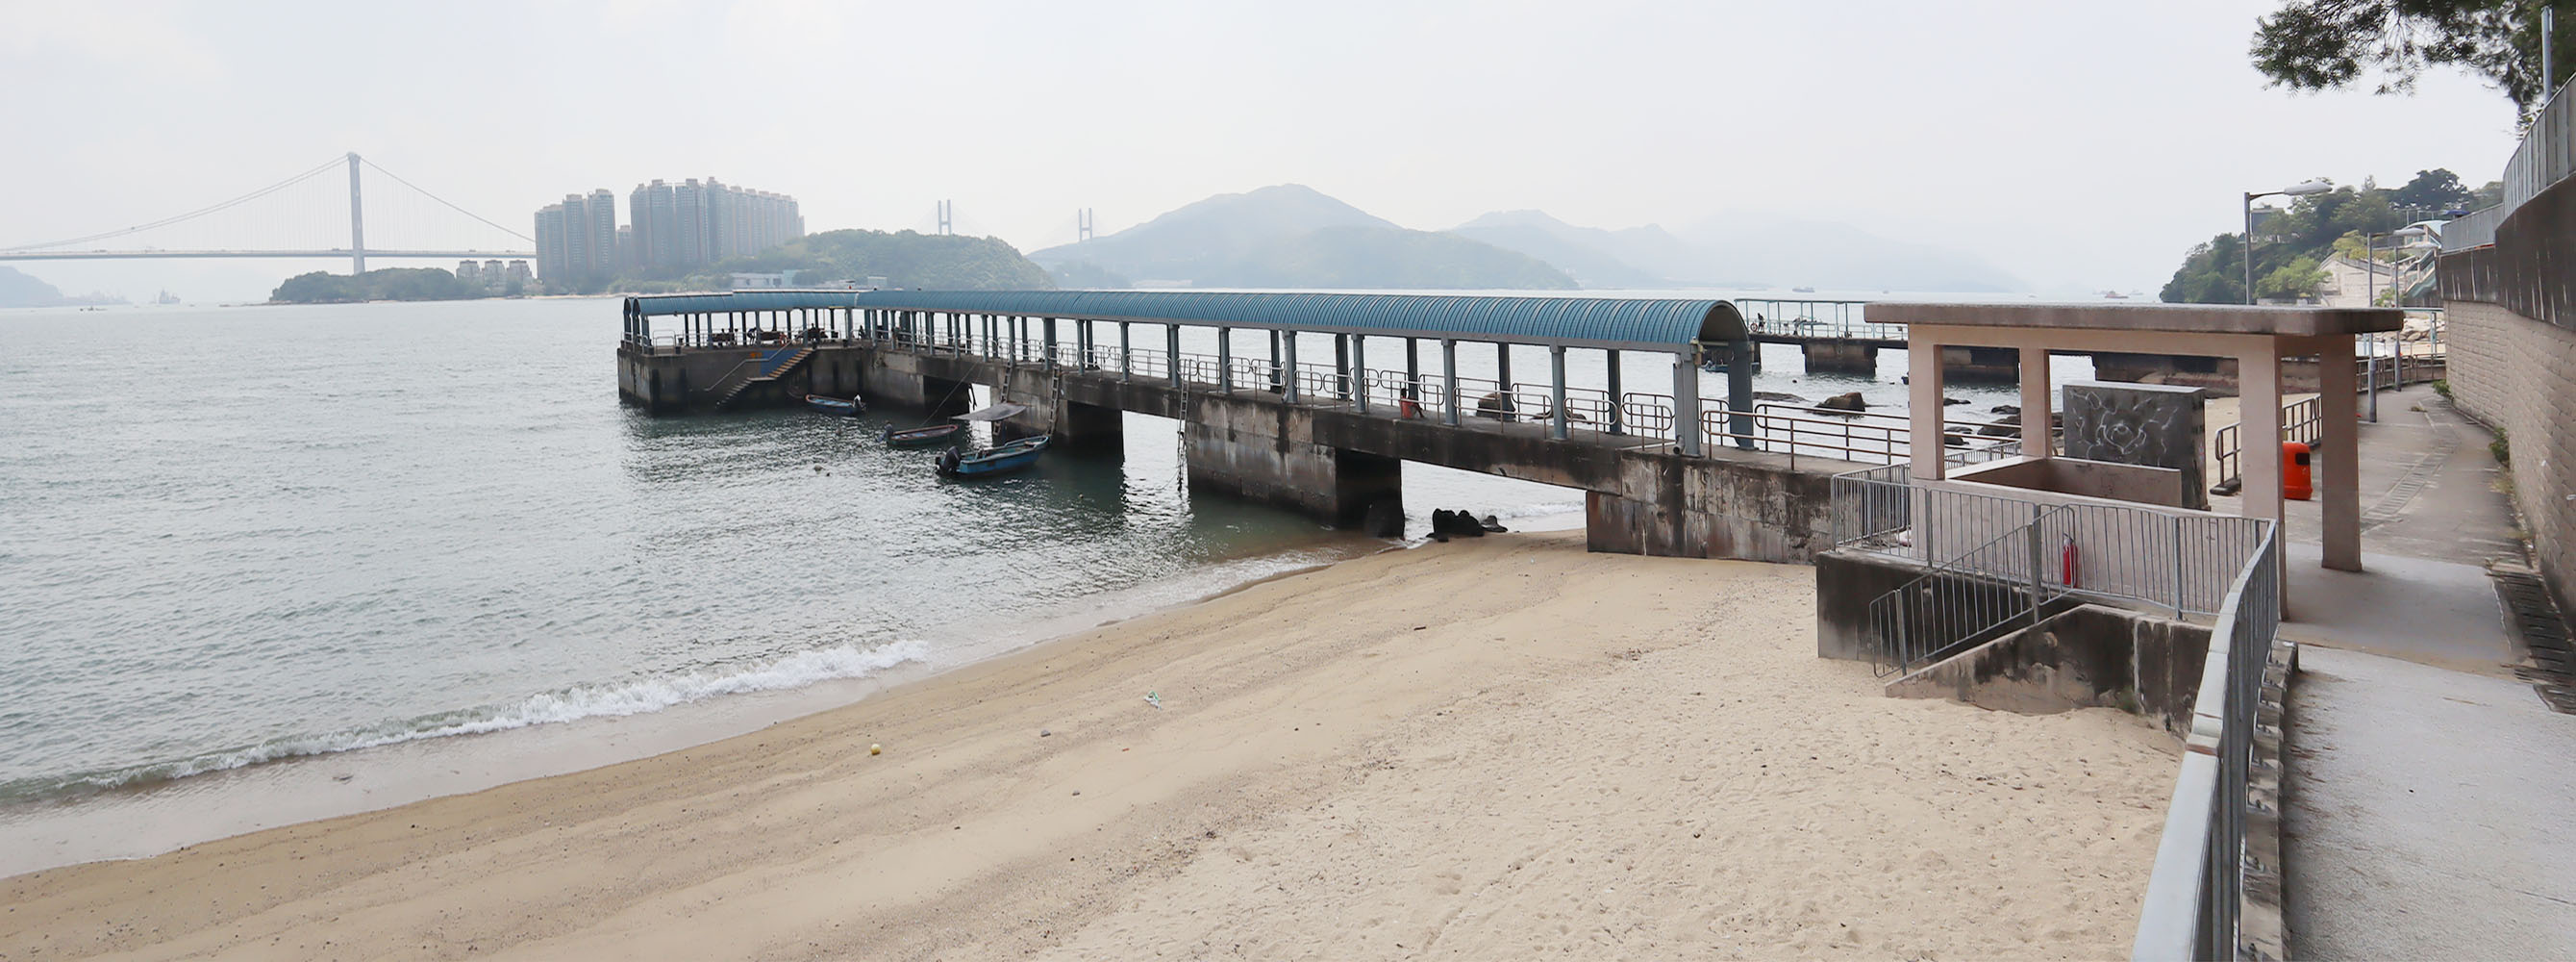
[2544,6,2557,97]
[347,152,366,275]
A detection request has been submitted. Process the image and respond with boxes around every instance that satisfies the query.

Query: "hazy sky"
[0,0,2533,300]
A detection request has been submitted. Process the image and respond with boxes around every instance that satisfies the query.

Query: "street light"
[2362,225,2430,422]
[2243,180,2334,304]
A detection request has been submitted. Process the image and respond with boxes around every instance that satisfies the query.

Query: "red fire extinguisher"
[2061,534,2080,588]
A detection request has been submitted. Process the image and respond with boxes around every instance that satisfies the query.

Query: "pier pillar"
[1938,345,2020,383]
[1182,393,1399,527]
[1802,341,1877,375]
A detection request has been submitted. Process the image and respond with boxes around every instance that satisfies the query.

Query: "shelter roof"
[624,290,1750,352]
[1870,302,2402,337]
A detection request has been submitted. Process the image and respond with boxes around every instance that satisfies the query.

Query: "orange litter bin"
[2283,442,2313,501]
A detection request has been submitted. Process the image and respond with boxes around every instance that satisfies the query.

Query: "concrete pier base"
[1802,341,1876,375]
[1937,345,2020,382]
[1184,394,1400,526]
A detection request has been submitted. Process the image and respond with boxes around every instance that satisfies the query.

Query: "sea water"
[0,292,2076,872]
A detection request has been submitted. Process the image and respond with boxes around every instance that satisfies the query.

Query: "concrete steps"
[713,346,814,410]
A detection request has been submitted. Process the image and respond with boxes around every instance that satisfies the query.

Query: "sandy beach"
[2,532,2176,960]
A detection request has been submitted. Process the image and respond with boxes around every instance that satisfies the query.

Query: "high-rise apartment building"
[620,177,804,274]
[588,189,617,275]
[532,190,620,283]
[539,179,803,281]
[534,204,568,280]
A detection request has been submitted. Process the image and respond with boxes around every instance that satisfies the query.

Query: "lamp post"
[2361,225,2429,422]
[2243,180,2333,304]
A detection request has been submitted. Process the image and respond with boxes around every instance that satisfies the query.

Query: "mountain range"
[1028,185,2024,293]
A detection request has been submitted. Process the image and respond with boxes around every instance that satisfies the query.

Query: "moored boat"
[936,435,1049,478]
[884,422,965,447]
[804,394,864,416]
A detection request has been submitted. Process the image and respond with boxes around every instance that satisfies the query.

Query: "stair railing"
[1866,502,2074,676]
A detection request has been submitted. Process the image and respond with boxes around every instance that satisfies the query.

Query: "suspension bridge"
[0,153,535,273]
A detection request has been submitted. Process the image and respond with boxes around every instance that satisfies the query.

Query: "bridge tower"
[346,152,366,274]
[1077,208,1093,242]
[936,200,953,236]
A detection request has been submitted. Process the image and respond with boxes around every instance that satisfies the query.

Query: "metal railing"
[1827,464,2287,958]
[1833,468,2274,620]
[1867,503,2076,674]
[1730,299,1907,342]
[2132,525,2282,961]
[2443,74,2573,251]
[2212,395,2319,492]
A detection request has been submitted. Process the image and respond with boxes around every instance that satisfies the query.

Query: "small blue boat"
[937,435,1049,478]
[804,393,864,416]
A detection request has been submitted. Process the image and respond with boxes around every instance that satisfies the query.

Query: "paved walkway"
[2259,385,2576,958]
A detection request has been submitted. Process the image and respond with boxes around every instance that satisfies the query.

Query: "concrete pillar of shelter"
[2018,346,2052,459]
[1910,339,1948,480]
[1803,341,1876,375]
[2238,350,2286,534]
[2316,336,2363,571]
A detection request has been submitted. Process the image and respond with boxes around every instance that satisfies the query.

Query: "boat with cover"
[937,435,1049,478]
[804,394,864,416]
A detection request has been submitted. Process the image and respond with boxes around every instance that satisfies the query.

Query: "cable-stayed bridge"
[0,153,534,273]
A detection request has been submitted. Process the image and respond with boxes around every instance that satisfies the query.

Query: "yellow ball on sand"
[869,744,883,755]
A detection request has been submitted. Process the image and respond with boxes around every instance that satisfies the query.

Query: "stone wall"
[2439,298,2576,612]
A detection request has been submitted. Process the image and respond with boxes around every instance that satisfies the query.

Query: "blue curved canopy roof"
[625,290,1747,352]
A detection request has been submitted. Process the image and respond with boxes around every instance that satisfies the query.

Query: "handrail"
[2132,524,2280,960]
[690,355,764,402]
[1866,502,2075,675]
[2442,72,2574,252]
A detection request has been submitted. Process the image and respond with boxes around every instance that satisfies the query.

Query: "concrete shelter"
[1873,302,2403,572]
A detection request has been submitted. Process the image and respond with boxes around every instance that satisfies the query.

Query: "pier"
[613,291,2013,563]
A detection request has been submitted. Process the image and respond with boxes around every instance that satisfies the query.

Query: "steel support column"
[1441,339,1461,426]
[1673,349,1703,457]
[1283,332,1300,403]
[1549,345,1568,440]
[1353,337,1370,414]
[1726,340,1755,450]
[1607,349,1625,435]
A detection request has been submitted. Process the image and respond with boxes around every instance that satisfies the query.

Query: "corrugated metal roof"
[626,290,865,316]
[624,290,1746,351]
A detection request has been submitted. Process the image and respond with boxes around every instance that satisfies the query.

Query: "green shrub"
[2491,427,2511,466]
[2432,379,2452,399]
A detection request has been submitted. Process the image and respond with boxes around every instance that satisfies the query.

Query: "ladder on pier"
[709,346,815,410]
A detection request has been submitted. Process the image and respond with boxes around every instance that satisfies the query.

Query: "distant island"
[0,266,124,308]
[271,267,512,304]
